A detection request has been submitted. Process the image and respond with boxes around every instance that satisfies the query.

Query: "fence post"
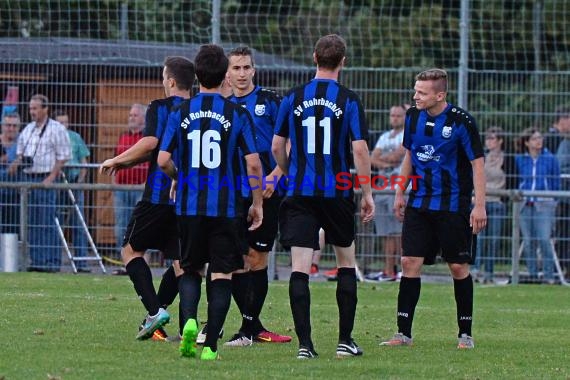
[19,187,29,271]
[510,192,522,285]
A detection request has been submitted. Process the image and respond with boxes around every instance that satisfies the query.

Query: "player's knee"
[248,249,268,271]
[120,244,140,265]
[401,256,422,275]
[449,262,470,279]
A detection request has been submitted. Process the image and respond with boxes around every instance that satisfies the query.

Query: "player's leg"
[381,207,434,346]
[122,202,170,340]
[321,198,362,357]
[439,210,475,349]
[280,197,320,358]
[177,216,208,358]
[202,217,245,360]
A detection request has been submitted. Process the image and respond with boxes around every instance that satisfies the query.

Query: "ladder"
[54,172,106,274]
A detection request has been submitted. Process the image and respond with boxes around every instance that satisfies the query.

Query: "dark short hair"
[516,126,542,153]
[30,94,49,108]
[416,68,448,93]
[314,34,346,70]
[485,126,504,141]
[195,44,229,89]
[52,109,68,118]
[228,46,254,66]
[164,56,195,91]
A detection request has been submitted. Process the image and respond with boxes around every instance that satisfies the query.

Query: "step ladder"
[54,172,106,274]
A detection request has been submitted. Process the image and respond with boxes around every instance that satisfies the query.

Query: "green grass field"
[0,274,568,380]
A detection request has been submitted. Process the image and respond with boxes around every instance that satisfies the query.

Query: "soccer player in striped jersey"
[158,44,263,361]
[222,46,291,346]
[381,68,487,350]
[100,56,195,341]
[272,34,375,359]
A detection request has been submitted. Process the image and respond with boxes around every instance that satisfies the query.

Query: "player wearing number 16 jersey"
[272,34,375,359]
[158,44,264,360]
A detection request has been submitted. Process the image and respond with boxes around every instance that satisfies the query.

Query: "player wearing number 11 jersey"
[272,34,375,359]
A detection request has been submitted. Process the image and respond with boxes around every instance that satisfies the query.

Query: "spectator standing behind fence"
[472,127,512,284]
[553,112,570,278]
[8,94,71,272]
[1,112,21,233]
[53,109,91,272]
[113,104,147,256]
[515,127,560,284]
[367,104,407,282]
[544,106,570,154]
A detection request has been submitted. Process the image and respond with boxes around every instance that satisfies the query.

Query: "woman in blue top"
[515,127,560,284]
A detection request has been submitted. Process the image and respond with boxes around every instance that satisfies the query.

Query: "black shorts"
[401,207,475,265]
[279,196,355,250]
[177,215,244,274]
[243,196,282,253]
[122,201,180,260]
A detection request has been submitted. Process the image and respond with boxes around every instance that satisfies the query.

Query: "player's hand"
[470,204,487,234]
[262,177,275,199]
[99,158,120,176]
[393,192,406,222]
[247,202,263,231]
[169,179,177,202]
[360,193,375,223]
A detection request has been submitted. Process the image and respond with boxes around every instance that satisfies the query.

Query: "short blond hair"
[416,68,448,93]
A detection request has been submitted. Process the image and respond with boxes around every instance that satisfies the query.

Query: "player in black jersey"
[380,68,487,349]
[222,46,292,346]
[99,56,195,341]
[272,34,375,359]
[158,44,264,361]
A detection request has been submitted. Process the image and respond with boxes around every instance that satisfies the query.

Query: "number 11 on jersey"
[303,116,331,155]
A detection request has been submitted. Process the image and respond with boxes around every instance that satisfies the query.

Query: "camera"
[21,156,34,167]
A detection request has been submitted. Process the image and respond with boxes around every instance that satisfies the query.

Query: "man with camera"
[8,94,71,272]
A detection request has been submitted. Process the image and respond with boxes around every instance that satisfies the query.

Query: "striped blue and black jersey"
[403,104,484,212]
[274,78,368,198]
[229,85,283,197]
[160,93,258,218]
[142,96,185,205]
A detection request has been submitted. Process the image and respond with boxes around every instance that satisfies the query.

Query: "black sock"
[204,278,232,352]
[336,267,357,342]
[205,265,212,303]
[178,271,202,333]
[396,276,421,339]
[454,274,473,337]
[125,257,160,316]
[157,265,179,308]
[232,271,252,332]
[243,268,268,335]
[289,271,313,349]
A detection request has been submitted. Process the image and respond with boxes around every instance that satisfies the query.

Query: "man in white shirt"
[9,94,71,272]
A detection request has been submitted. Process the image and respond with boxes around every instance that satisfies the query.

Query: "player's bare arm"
[245,152,264,230]
[352,139,375,223]
[271,135,288,176]
[393,149,412,221]
[99,136,158,176]
[470,157,487,234]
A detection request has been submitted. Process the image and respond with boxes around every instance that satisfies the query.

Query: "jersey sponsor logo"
[417,145,440,162]
[293,97,343,118]
[254,104,265,116]
[442,125,452,139]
